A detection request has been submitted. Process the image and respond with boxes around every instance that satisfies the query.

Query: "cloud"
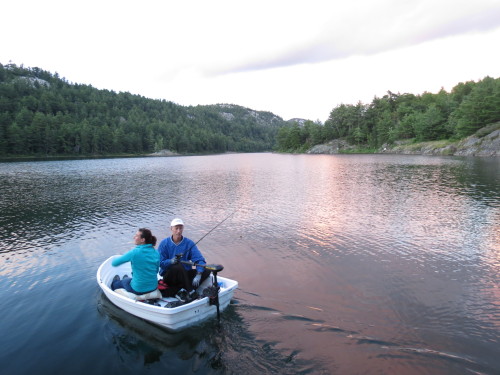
[4,0,499,79]
[1,0,500,121]
[198,0,500,76]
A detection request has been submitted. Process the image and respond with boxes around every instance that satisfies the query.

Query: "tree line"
[277,76,500,152]
[0,63,284,157]
[2,62,499,157]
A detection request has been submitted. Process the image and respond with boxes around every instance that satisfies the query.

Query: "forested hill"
[277,76,500,153]
[0,63,287,157]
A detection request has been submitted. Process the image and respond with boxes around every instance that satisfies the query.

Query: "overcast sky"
[2,0,500,121]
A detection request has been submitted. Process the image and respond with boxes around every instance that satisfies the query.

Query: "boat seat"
[113,288,162,301]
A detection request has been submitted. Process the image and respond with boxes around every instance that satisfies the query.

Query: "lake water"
[0,153,498,374]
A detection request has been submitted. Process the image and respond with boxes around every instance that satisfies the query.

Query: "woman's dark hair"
[138,228,157,246]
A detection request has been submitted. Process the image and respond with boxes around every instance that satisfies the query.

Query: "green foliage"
[4,63,498,157]
[473,122,500,138]
[276,76,500,151]
[0,63,286,157]
[275,120,323,152]
[452,77,500,138]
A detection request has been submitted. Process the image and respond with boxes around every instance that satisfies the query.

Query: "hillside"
[380,124,500,157]
[197,103,284,127]
[307,123,500,157]
[0,63,287,157]
[277,77,500,155]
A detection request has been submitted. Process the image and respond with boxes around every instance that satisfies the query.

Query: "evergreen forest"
[277,76,500,152]
[0,63,284,157]
[1,62,499,157]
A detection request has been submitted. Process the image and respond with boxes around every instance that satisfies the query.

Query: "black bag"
[158,280,180,297]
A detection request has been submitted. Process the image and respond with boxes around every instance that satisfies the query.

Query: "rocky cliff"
[307,124,500,157]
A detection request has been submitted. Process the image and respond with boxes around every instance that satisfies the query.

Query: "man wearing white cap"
[157,218,210,298]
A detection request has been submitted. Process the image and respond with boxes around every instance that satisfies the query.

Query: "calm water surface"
[0,153,498,374]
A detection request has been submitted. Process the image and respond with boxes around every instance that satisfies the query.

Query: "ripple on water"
[0,154,498,375]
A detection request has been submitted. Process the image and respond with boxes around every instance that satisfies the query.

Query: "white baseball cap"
[170,218,184,227]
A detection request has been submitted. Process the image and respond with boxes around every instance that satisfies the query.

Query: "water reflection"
[0,154,498,375]
[97,293,317,374]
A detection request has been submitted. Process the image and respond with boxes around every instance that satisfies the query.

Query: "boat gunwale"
[97,255,238,315]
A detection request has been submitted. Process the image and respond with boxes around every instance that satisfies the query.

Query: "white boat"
[96,255,238,332]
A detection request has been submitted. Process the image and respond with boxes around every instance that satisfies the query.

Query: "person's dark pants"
[162,264,211,294]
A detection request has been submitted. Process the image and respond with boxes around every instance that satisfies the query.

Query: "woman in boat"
[111,228,160,295]
[158,218,210,297]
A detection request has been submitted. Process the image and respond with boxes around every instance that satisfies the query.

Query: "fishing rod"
[174,208,238,257]
[175,208,238,265]
[193,208,239,247]
[173,209,238,323]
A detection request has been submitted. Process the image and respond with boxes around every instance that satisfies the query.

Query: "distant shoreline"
[307,126,500,158]
[1,127,498,163]
[0,150,243,162]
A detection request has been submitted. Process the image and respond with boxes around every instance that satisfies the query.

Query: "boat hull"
[96,256,238,332]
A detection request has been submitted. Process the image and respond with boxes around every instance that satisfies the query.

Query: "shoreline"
[307,127,500,158]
